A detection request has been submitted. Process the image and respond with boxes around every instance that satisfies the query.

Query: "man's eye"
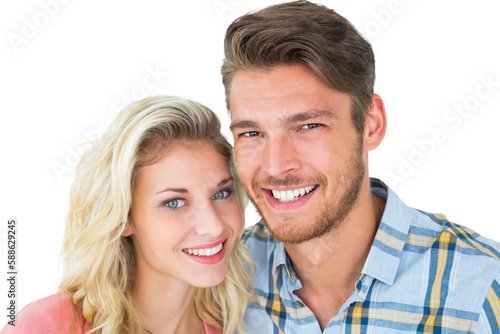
[301,124,321,130]
[164,199,186,209]
[241,131,261,137]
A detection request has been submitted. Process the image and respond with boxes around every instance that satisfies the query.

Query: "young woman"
[2,96,253,333]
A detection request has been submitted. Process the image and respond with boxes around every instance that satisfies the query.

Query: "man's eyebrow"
[284,109,337,125]
[229,109,337,131]
[229,120,260,132]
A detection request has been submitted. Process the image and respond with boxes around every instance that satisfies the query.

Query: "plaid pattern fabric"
[241,179,500,333]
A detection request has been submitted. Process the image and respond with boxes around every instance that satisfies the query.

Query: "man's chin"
[247,193,325,243]
[264,218,321,244]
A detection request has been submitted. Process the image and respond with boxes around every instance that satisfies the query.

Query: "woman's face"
[126,141,243,288]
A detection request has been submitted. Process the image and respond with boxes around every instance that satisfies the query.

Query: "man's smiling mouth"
[270,185,318,202]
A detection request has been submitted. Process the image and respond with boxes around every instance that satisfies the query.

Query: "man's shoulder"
[412,209,500,260]
[403,210,500,305]
[372,201,500,329]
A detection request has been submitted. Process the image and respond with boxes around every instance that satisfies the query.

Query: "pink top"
[1,293,91,333]
[203,321,221,334]
[2,293,221,334]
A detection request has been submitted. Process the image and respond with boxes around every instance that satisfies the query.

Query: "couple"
[5,1,500,333]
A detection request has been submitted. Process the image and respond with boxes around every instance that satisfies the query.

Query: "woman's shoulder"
[1,293,91,333]
[203,321,221,334]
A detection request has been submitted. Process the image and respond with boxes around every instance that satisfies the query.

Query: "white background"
[1,0,499,318]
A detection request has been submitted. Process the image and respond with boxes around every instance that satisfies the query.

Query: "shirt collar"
[361,178,413,285]
[272,238,287,273]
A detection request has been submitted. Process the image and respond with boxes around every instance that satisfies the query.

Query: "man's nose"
[261,135,301,178]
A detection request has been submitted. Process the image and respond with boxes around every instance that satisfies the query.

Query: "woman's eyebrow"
[217,177,234,187]
[155,177,233,195]
[155,187,188,195]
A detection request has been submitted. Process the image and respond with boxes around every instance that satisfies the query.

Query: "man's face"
[229,64,366,244]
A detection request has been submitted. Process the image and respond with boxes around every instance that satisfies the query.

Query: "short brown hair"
[221,0,375,134]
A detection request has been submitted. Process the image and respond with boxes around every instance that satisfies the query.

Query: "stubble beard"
[246,137,366,244]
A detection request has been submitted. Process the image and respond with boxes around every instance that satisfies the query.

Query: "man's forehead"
[230,65,318,92]
[228,64,351,128]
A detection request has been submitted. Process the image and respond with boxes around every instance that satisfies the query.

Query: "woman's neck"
[132,271,205,334]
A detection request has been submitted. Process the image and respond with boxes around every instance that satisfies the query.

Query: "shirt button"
[295,300,304,307]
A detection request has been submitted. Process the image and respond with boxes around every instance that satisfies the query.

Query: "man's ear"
[363,94,387,151]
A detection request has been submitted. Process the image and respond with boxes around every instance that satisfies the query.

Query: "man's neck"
[284,181,386,330]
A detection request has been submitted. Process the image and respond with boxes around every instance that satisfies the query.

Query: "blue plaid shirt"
[241,179,500,333]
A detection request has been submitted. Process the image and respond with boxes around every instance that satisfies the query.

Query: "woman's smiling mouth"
[182,240,226,257]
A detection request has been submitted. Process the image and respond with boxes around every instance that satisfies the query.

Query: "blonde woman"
[2,96,253,333]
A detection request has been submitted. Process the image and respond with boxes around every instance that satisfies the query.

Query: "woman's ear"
[363,94,387,151]
[122,222,133,236]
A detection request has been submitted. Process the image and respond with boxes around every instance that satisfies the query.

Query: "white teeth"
[272,190,280,199]
[183,243,223,257]
[280,190,287,200]
[271,185,317,202]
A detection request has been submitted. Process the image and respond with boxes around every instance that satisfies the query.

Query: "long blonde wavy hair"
[60,96,254,333]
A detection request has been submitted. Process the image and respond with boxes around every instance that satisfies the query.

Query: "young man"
[222,1,500,333]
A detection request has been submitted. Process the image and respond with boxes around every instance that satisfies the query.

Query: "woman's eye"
[213,190,232,200]
[301,123,321,130]
[165,199,186,209]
